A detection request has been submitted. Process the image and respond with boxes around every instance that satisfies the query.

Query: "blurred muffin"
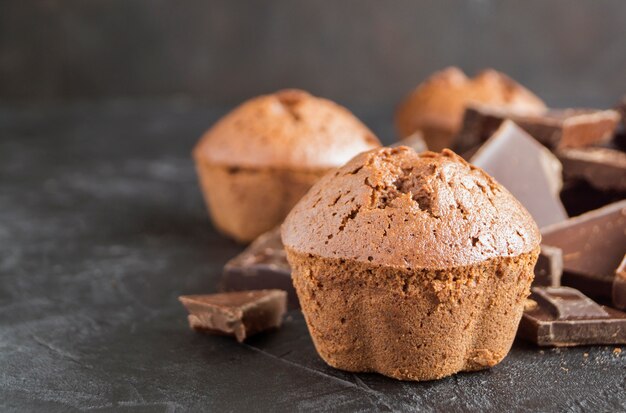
[194,89,381,242]
[395,67,546,151]
[282,146,540,381]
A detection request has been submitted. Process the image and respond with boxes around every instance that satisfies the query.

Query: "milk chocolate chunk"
[179,290,287,342]
[541,200,626,301]
[518,286,626,347]
[471,121,567,228]
[457,105,620,151]
[517,109,620,149]
[220,227,297,308]
[612,255,626,310]
[557,147,626,192]
[534,245,563,287]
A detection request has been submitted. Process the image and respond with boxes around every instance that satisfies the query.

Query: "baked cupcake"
[395,67,546,151]
[282,146,540,381]
[193,89,381,242]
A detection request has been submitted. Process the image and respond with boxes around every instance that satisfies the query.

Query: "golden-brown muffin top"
[194,89,381,169]
[395,67,546,138]
[282,146,541,269]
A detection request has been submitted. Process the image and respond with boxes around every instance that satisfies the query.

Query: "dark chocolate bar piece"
[220,227,298,308]
[470,121,568,228]
[517,109,620,149]
[179,290,287,342]
[392,131,428,153]
[612,255,626,310]
[541,200,626,301]
[457,105,620,151]
[455,105,509,154]
[518,286,626,347]
[533,245,563,287]
[557,147,626,192]
[560,179,625,217]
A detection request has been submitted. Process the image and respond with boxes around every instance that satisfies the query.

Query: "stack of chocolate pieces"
[456,97,626,347]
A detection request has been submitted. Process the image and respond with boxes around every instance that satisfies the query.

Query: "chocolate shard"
[220,227,298,308]
[455,105,510,154]
[612,255,626,310]
[533,245,563,287]
[518,286,626,347]
[456,105,620,151]
[556,146,626,193]
[392,131,428,153]
[560,179,625,217]
[179,290,287,342]
[541,200,626,301]
[517,109,620,149]
[470,121,568,228]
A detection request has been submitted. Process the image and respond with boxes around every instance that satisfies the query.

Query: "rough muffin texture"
[395,67,546,152]
[282,147,540,381]
[194,89,380,242]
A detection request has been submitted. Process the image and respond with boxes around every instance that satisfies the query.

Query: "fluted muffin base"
[287,248,539,381]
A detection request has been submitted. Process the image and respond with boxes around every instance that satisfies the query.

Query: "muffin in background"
[282,146,540,381]
[193,89,381,243]
[395,67,546,151]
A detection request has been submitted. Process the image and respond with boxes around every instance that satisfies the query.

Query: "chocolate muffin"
[282,147,541,381]
[395,67,546,151]
[194,89,381,242]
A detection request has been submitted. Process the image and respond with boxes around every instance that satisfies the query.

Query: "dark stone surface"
[1,102,625,412]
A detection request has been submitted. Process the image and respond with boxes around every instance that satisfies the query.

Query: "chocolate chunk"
[541,200,626,301]
[517,109,620,149]
[179,290,287,342]
[534,245,563,287]
[518,286,626,347]
[456,105,509,154]
[392,131,428,153]
[612,255,626,310]
[560,180,625,217]
[457,105,620,151]
[557,147,626,193]
[470,121,568,228]
[220,227,298,308]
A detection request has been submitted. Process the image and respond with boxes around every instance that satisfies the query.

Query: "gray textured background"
[2,0,626,107]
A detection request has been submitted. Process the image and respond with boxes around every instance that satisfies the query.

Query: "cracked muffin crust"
[193,89,381,242]
[282,146,541,381]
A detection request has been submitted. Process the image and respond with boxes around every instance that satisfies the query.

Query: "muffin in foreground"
[282,147,540,381]
[193,89,381,242]
[395,67,546,151]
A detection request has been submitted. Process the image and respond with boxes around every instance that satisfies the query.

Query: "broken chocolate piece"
[518,286,626,346]
[557,147,626,193]
[560,180,625,217]
[457,105,620,151]
[470,121,568,228]
[518,109,620,149]
[612,255,626,310]
[392,131,428,153]
[455,105,509,154]
[179,290,287,342]
[534,245,563,287]
[220,227,298,308]
[541,200,626,301]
